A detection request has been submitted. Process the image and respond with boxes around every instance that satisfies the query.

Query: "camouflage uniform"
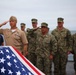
[35,22,57,75]
[27,18,41,66]
[51,18,72,75]
[72,33,76,72]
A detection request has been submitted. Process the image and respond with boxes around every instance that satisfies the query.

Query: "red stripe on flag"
[12,46,42,75]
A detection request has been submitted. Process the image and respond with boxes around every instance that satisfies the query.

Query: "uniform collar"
[56,26,65,32]
[10,28,19,33]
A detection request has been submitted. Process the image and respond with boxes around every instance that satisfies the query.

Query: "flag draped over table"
[0,46,45,75]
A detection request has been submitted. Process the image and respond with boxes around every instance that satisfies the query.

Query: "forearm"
[0,21,8,27]
[23,44,28,56]
[0,24,4,27]
[51,36,57,55]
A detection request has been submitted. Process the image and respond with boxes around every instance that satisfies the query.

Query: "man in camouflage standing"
[51,17,72,75]
[27,18,41,66]
[36,22,57,75]
[72,33,76,75]
[20,23,26,33]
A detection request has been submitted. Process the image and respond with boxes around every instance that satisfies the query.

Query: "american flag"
[0,46,45,75]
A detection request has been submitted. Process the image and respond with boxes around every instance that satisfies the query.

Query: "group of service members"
[0,16,76,75]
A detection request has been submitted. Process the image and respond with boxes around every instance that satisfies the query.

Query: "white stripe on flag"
[10,46,45,75]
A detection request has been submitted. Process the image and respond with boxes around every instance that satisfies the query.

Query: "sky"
[0,0,76,30]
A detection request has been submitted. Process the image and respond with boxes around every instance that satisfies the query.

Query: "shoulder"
[35,28,41,34]
[0,28,9,31]
[16,29,26,37]
[1,28,10,33]
[52,28,57,32]
[64,27,70,32]
[63,28,71,35]
[16,28,24,33]
[72,33,76,37]
[51,28,57,35]
[47,34,55,40]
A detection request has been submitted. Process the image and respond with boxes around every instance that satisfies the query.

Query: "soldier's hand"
[25,51,28,56]
[49,54,53,60]
[67,51,71,55]
[1,21,9,25]
[23,51,28,57]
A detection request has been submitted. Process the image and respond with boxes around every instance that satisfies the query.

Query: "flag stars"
[28,72,33,75]
[0,50,4,54]
[12,54,15,57]
[6,49,10,53]
[22,68,25,71]
[16,71,21,75]
[1,67,6,73]
[6,55,11,59]
[8,70,13,75]
[0,47,43,75]
[7,62,12,67]
[0,58,5,63]
[14,59,17,63]
[15,64,19,68]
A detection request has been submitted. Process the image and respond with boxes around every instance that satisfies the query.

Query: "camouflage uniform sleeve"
[27,28,34,35]
[26,28,35,40]
[51,30,53,34]
[72,34,76,54]
[67,30,72,52]
[51,30,54,35]
[50,35,57,55]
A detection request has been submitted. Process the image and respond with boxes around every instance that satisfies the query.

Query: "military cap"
[9,16,17,22]
[0,35,3,45]
[20,23,26,26]
[31,18,37,22]
[41,22,48,28]
[57,17,64,22]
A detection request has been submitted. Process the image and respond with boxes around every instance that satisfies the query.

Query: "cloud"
[0,0,76,30]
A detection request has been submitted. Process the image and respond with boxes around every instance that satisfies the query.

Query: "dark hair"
[0,35,4,46]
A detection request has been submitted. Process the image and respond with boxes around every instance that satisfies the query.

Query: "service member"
[0,16,28,56]
[36,22,57,75]
[20,23,26,33]
[51,17,72,75]
[72,33,76,75]
[27,18,41,66]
